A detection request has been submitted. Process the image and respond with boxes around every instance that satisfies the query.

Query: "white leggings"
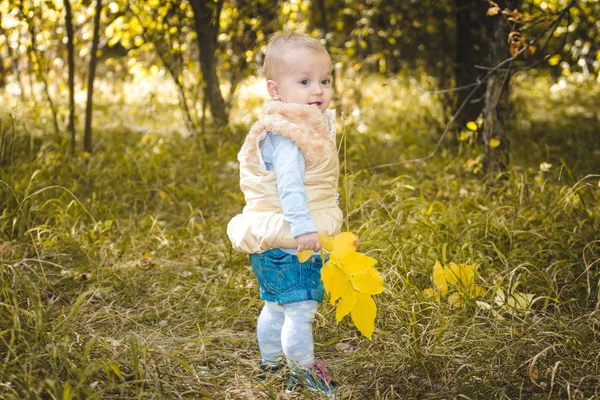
[257,300,318,367]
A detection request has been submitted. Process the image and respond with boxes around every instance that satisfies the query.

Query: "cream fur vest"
[227,101,343,254]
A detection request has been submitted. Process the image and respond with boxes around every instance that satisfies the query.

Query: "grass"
[0,71,599,399]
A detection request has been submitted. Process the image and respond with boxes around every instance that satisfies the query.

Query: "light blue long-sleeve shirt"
[261,132,317,239]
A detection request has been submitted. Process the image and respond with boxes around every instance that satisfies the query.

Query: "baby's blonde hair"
[263,31,329,80]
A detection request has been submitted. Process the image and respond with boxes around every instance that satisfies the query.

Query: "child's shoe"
[286,360,340,398]
[257,361,283,382]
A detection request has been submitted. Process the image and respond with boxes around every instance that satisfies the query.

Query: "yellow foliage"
[495,289,534,312]
[489,138,501,148]
[548,54,561,66]
[297,249,313,263]
[321,263,350,305]
[466,121,478,131]
[350,293,377,340]
[432,260,447,295]
[331,232,358,259]
[320,232,383,339]
[319,233,335,251]
[335,285,356,322]
[425,260,486,306]
[444,262,475,287]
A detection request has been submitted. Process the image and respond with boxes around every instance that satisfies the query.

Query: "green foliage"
[2,0,598,103]
[319,0,455,78]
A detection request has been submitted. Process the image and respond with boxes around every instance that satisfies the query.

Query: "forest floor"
[1,72,600,399]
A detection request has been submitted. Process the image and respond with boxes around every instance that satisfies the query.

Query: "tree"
[108,0,280,139]
[83,0,102,153]
[128,0,202,139]
[452,0,519,176]
[189,0,227,126]
[481,0,519,176]
[15,1,60,135]
[64,0,76,154]
[454,0,489,127]
[0,11,5,89]
[453,0,517,176]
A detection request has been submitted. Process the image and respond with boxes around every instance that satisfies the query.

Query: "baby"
[227,31,343,396]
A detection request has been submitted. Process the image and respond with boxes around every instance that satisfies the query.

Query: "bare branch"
[422,81,479,95]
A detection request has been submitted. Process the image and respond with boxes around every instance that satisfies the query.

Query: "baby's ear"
[267,80,280,100]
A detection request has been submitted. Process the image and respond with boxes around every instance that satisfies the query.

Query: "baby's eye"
[300,79,309,85]
[321,79,331,85]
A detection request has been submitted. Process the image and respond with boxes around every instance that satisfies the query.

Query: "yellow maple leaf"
[339,252,383,295]
[335,288,357,322]
[432,260,448,295]
[429,261,485,303]
[320,232,383,339]
[489,138,501,148]
[319,233,335,251]
[509,292,534,310]
[443,262,459,285]
[472,284,486,298]
[495,289,534,311]
[445,262,475,289]
[331,232,358,259]
[350,292,376,339]
[339,251,377,275]
[321,262,350,305]
[297,249,313,263]
[349,264,384,295]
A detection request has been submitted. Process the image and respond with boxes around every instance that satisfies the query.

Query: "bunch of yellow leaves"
[299,232,383,339]
[423,261,486,306]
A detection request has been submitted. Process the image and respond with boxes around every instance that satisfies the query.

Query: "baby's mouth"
[309,102,322,107]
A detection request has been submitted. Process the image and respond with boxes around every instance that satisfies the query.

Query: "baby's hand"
[296,232,321,252]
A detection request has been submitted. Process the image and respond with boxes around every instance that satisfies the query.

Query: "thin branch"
[369,77,483,170]
[369,0,577,170]
[423,81,479,95]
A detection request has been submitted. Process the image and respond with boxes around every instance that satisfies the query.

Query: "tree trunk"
[482,66,510,176]
[0,49,5,88]
[65,0,76,154]
[317,0,328,39]
[0,17,6,88]
[482,0,518,177]
[189,0,228,127]
[84,0,102,153]
[454,0,489,127]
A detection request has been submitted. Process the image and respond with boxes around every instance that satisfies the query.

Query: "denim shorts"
[249,248,325,304]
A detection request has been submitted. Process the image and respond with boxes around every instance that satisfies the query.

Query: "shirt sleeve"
[261,132,317,238]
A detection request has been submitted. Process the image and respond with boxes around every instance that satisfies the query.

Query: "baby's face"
[269,46,332,112]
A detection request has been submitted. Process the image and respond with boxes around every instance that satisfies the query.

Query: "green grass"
[0,72,599,399]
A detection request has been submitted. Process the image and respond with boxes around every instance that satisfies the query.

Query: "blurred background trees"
[0,0,598,172]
